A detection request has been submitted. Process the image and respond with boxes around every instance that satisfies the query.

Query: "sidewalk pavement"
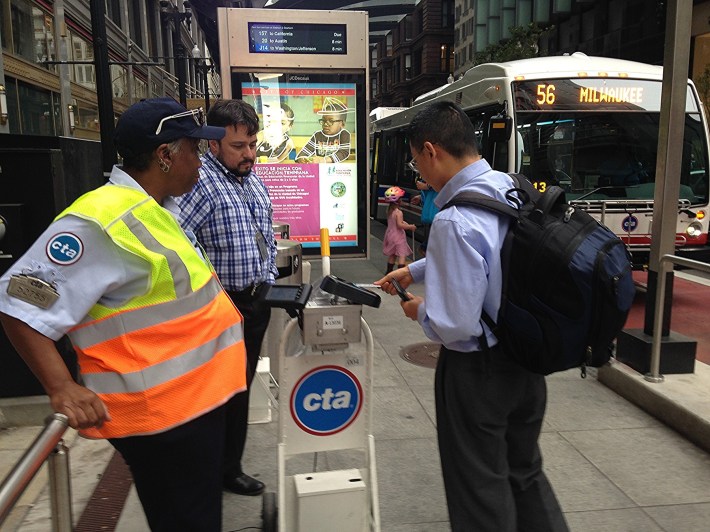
[3,232,710,531]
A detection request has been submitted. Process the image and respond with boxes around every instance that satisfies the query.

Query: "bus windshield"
[515,111,709,205]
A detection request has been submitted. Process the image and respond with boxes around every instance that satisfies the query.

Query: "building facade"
[370,0,455,109]
[0,0,215,139]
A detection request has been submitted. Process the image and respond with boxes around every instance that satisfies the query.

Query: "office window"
[442,0,454,28]
[111,64,128,100]
[404,16,413,41]
[413,49,422,77]
[130,0,144,49]
[6,78,60,135]
[106,0,122,28]
[71,33,96,90]
[134,76,148,100]
[2,0,56,70]
[76,101,100,132]
[440,44,451,72]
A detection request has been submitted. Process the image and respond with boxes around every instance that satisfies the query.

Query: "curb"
[0,396,52,428]
[598,360,710,454]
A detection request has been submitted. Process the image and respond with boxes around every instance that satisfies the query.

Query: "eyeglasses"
[407,153,421,173]
[319,119,343,126]
[155,107,205,135]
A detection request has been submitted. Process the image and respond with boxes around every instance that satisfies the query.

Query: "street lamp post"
[160,1,192,107]
[191,44,213,112]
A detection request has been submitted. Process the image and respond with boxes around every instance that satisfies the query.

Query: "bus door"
[468,105,509,172]
[370,131,382,218]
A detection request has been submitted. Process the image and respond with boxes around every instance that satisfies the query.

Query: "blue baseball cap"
[114,97,225,158]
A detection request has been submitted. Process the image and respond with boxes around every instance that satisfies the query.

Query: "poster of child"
[256,102,296,163]
[295,97,354,163]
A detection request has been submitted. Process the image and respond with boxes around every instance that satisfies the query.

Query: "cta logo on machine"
[46,232,84,265]
[290,365,363,436]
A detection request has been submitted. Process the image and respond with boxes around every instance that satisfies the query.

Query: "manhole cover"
[400,342,441,369]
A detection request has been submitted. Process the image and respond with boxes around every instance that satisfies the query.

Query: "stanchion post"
[320,228,331,277]
[48,440,73,532]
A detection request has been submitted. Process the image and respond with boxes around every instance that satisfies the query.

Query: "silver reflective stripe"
[71,277,222,349]
[123,211,192,297]
[82,323,244,394]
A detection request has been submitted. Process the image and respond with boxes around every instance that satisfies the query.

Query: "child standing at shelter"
[382,186,417,273]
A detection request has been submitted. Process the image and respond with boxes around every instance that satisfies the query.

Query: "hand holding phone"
[390,278,411,302]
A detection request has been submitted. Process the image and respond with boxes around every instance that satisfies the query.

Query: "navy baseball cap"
[114,97,225,158]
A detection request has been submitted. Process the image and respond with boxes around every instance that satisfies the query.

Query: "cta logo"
[46,233,84,265]
[290,365,362,436]
[622,215,638,232]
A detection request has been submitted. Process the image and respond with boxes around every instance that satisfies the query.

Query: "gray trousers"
[435,346,569,532]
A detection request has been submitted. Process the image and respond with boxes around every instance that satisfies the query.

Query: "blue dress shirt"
[408,158,514,352]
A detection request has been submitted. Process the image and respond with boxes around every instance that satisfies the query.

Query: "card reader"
[262,283,312,311]
[319,275,381,307]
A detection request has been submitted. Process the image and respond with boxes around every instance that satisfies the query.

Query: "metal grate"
[74,450,133,532]
[399,342,441,369]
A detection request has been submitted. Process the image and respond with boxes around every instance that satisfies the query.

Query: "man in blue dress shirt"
[376,101,568,532]
[176,99,278,496]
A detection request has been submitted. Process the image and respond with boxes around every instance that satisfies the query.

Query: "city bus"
[370,52,710,269]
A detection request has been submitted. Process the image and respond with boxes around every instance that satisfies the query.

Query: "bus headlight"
[686,222,703,238]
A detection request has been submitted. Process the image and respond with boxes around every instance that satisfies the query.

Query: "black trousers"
[224,287,272,478]
[435,346,569,532]
[109,404,227,532]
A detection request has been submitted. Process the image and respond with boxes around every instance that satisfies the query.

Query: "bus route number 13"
[536,84,556,105]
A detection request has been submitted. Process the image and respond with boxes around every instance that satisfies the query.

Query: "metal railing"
[646,254,710,383]
[0,413,72,531]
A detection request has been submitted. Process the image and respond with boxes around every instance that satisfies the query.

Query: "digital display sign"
[248,22,347,55]
[232,71,367,256]
[513,79,681,112]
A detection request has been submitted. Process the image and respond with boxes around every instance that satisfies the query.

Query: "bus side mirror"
[488,116,512,142]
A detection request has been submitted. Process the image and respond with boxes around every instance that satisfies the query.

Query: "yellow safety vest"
[57,184,247,439]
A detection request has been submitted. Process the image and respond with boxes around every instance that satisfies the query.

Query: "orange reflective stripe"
[81,323,243,393]
[77,291,241,375]
[80,342,247,439]
[71,276,223,349]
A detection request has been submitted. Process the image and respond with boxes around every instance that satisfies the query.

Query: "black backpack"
[441,173,636,377]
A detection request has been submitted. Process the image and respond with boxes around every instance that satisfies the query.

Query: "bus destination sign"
[248,22,347,55]
[513,79,668,112]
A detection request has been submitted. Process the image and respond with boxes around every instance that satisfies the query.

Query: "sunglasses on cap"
[155,107,205,135]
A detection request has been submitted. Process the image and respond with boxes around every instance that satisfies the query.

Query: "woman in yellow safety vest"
[0,98,248,532]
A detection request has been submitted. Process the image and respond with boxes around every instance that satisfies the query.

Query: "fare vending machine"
[217,7,369,258]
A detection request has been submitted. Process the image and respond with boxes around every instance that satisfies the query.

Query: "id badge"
[7,275,59,309]
[255,231,268,261]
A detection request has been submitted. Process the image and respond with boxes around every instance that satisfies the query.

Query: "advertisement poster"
[241,77,358,249]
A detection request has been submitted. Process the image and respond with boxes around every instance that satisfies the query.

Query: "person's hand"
[401,295,423,321]
[408,224,417,231]
[48,381,110,430]
[411,195,422,206]
[374,267,414,294]
[415,179,428,191]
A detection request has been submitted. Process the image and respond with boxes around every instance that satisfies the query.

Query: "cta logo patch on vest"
[290,365,362,436]
[46,233,84,265]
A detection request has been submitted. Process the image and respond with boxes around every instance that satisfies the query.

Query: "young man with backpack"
[376,101,569,532]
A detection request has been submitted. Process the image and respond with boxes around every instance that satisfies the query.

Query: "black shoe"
[223,473,265,496]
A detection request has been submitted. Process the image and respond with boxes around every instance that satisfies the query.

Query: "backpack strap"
[441,191,520,219]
